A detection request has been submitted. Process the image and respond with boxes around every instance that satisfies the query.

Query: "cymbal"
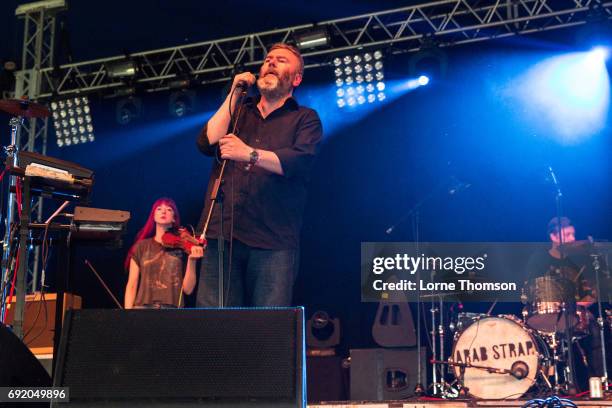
[558,240,612,256]
[0,99,50,118]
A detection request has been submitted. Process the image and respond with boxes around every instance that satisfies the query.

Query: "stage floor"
[310,399,612,408]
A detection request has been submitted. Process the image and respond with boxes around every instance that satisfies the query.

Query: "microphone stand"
[549,165,577,393]
[201,86,248,308]
[385,176,470,396]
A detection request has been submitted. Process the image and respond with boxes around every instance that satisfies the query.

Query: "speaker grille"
[56,309,302,402]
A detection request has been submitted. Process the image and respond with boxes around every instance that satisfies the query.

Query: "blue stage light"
[590,46,609,61]
[418,75,430,86]
[508,48,610,144]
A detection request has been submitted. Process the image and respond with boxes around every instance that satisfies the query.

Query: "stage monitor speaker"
[350,348,426,401]
[53,308,306,407]
[0,324,51,408]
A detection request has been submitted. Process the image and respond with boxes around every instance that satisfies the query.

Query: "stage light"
[50,96,95,147]
[169,90,195,118]
[510,49,610,143]
[332,50,385,108]
[589,46,609,62]
[115,97,142,125]
[105,59,138,78]
[418,75,430,86]
[295,27,330,50]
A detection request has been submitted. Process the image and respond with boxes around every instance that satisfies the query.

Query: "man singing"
[196,43,322,307]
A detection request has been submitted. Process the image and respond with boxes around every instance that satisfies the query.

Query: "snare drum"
[450,315,549,399]
[525,276,579,333]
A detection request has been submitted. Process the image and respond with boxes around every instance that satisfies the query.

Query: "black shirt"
[196,96,322,250]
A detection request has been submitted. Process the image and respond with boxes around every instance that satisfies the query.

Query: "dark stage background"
[0,1,611,358]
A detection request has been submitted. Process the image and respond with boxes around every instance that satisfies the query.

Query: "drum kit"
[430,241,610,400]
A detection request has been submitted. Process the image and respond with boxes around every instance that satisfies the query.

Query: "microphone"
[235,80,250,91]
[510,361,529,380]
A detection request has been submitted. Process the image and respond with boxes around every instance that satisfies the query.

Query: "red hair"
[124,197,181,270]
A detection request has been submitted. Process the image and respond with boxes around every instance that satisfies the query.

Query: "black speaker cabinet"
[53,308,306,407]
[349,348,426,400]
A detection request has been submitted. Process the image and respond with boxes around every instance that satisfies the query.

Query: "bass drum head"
[451,316,541,400]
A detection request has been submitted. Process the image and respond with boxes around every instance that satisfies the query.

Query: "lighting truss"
[29,0,612,99]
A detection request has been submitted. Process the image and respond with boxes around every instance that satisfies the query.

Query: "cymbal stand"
[0,116,22,324]
[589,241,609,390]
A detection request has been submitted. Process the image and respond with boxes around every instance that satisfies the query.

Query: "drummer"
[525,216,604,382]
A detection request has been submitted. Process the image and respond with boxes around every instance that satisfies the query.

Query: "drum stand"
[430,296,456,397]
[590,243,609,391]
[561,303,578,394]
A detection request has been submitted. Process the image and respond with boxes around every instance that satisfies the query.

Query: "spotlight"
[105,59,138,78]
[418,75,430,86]
[332,50,385,108]
[169,90,195,118]
[115,97,142,125]
[409,45,448,80]
[50,96,95,147]
[295,26,330,50]
[590,46,609,61]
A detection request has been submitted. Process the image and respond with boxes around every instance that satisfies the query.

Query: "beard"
[257,71,293,100]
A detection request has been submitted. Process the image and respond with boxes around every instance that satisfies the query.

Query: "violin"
[161,227,207,255]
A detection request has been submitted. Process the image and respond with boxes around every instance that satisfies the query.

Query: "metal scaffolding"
[32,0,612,99]
[8,0,64,294]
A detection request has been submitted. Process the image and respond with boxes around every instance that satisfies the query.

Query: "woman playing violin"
[124,197,204,309]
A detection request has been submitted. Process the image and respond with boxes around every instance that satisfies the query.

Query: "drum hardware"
[588,239,610,391]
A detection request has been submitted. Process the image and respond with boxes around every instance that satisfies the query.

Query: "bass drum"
[451,315,549,400]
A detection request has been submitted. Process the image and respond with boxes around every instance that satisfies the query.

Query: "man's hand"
[232,72,256,92]
[219,134,251,162]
